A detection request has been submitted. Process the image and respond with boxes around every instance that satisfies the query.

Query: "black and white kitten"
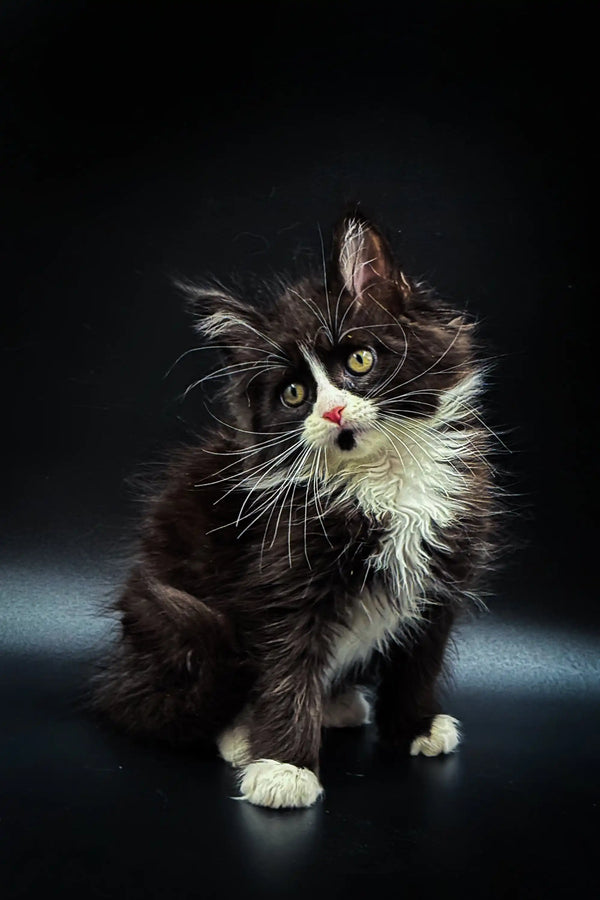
[95,213,495,809]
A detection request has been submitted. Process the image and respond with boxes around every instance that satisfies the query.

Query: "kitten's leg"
[375,605,460,756]
[217,707,252,767]
[322,686,371,728]
[237,662,325,809]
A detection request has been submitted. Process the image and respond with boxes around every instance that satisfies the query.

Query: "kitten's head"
[184,213,479,477]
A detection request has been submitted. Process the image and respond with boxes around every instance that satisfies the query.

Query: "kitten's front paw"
[217,722,252,767]
[239,760,324,809]
[410,714,460,757]
[323,687,371,728]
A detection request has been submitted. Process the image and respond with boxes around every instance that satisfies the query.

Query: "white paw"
[323,687,371,728]
[217,723,252,767]
[410,714,461,757]
[239,760,324,809]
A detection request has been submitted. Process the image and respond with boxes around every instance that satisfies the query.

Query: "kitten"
[95,213,495,809]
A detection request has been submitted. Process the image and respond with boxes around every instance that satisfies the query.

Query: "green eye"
[281,383,306,407]
[346,348,374,375]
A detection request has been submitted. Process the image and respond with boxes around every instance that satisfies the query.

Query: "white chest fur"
[324,583,402,687]
[324,413,474,687]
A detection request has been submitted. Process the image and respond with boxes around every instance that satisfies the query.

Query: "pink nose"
[322,405,345,426]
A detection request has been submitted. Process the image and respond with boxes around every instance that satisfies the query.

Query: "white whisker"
[379,414,476,485]
[381,326,465,397]
[373,421,428,480]
[213,441,304,499]
[233,442,307,522]
[288,287,335,347]
[202,406,292,438]
[164,342,289,378]
[199,361,286,384]
[317,222,335,344]
[378,387,510,450]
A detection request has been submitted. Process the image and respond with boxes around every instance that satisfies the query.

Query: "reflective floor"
[1,542,598,898]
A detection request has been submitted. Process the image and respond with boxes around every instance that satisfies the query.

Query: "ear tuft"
[336,215,395,298]
[175,279,252,340]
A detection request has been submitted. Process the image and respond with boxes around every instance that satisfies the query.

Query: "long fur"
[93,212,498,808]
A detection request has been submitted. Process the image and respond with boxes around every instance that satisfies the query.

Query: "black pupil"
[355,353,364,365]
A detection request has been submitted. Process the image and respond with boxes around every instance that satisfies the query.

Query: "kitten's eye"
[281,383,307,408]
[346,348,374,375]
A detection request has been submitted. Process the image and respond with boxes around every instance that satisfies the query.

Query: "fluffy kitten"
[95,213,495,809]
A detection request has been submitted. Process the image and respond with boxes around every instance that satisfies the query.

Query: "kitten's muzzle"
[322,404,357,450]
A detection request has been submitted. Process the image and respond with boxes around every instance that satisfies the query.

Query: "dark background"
[1,1,597,897]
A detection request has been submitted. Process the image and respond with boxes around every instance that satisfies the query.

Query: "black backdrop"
[2,2,597,898]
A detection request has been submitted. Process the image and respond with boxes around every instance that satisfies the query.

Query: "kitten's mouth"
[336,428,356,452]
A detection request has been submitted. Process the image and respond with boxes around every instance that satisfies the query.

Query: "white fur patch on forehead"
[300,348,346,412]
[300,346,331,388]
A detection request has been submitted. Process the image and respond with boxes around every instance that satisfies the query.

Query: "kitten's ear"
[177,280,260,345]
[335,215,396,298]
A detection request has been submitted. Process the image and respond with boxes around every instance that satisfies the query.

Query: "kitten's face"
[295,344,382,460]
[269,328,400,465]
[190,216,475,477]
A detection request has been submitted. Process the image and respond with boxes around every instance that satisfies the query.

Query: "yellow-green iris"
[281,383,306,407]
[346,348,374,375]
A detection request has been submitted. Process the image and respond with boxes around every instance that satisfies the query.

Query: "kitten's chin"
[330,427,386,461]
[336,429,356,452]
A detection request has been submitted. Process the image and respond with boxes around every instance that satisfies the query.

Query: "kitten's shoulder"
[136,433,240,546]
[155,431,239,495]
